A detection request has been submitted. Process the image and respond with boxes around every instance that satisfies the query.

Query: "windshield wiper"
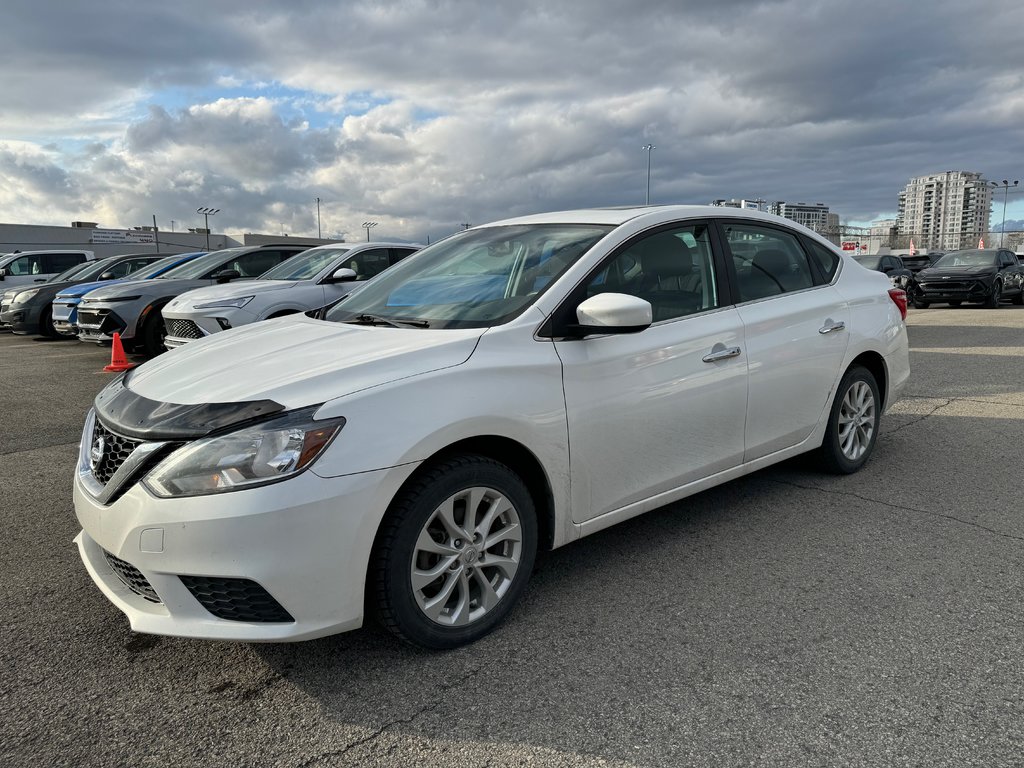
[346,313,429,328]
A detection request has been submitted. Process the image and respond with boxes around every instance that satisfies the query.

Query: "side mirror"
[325,267,358,283]
[568,293,652,337]
[213,269,241,283]
[99,271,116,281]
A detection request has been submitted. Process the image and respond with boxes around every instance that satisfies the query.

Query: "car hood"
[166,280,300,309]
[125,316,483,408]
[918,265,997,279]
[83,277,221,302]
[56,276,143,299]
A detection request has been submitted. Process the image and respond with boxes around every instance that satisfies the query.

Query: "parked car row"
[69,205,911,649]
[853,248,1024,309]
[0,242,422,354]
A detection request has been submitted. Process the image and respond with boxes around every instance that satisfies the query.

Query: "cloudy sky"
[1,0,1023,243]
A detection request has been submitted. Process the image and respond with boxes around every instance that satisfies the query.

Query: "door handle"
[819,320,846,334]
[702,345,742,363]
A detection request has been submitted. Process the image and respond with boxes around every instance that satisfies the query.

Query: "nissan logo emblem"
[90,436,106,470]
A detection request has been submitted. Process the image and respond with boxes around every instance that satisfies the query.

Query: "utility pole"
[152,214,160,253]
[316,197,321,239]
[642,144,655,205]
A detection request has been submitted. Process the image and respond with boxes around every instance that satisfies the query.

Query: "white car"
[0,249,95,289]
[162,242,421,347]
[73,205,910,649]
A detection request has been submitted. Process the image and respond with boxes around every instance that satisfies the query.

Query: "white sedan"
[162,241,420,347]
[73,205,909,649]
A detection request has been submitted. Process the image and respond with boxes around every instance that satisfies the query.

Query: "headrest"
[639,234,694,277]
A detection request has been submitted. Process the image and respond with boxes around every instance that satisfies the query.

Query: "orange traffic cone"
[103,332,137,372]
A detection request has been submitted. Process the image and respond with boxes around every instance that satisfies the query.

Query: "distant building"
[896,171,992,251]
[710,198,767,211]
[867,219,898,254]
[770,202,831,233]
[0,221,341,259]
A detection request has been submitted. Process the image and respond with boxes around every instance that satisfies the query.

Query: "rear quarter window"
[805,240,841,282]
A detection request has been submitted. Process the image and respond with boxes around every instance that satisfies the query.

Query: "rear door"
[719,220,850,462]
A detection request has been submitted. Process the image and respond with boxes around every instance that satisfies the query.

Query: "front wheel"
[372,455,538,649]
[38,306,57,338]
[985,281,1002,309]
[819,366,880,474]
[140,310,166,357]
[912,297,930,309]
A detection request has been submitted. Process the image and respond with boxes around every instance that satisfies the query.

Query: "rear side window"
[805,240,841,282]
[723,223,815,302]
[6,255,44,275]
[45,253,87,272]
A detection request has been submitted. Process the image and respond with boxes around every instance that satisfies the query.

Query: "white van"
[0,250,96,289]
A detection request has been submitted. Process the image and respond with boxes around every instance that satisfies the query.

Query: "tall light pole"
[990,179,1019,248]
[196,207,219,250]
[316,197,321,239]
[642,144,655,205]
[362,221,378,241]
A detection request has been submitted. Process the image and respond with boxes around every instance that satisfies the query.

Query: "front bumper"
[78,305,134,343]
[912,278,994,303]
[164,309,255,348]
[73,435,419,642]
[2,302,44,335]
[52,301,80,336]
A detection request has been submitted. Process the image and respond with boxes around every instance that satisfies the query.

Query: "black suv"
[910,248,1024,308]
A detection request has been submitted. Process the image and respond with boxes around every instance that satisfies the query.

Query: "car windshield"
[853,256,882,269]
[128,254,198,280]
[51,258,115,282]
[933,250,998,268]
[260,247,351,280]
[157,248,246,279]
[324,224,613,329]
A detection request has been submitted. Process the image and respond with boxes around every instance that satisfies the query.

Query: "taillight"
[888,288,907,320]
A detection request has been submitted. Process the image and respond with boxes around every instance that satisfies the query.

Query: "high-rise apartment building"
[896,171,992,250]
[769,201,831,232]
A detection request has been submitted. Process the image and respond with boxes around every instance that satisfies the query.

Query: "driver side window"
[584,223,719,322]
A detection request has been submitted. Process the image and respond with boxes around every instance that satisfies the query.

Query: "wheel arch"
[848,350,888,410]
[376,435,556,553]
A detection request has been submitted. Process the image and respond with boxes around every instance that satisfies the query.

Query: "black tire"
[912,297,930,309]
[1012,286,1024,306]
[38,306,57,338]
[372,454,538,649]
[985,281,1002,309]
[140,310,166,357]
[819,366,881,475]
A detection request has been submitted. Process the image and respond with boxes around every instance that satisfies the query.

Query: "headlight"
[13,289,40,304]
[143,408,345,497]
[193,296,254,310]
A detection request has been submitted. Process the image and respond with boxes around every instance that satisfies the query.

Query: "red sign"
[841,241,859,251]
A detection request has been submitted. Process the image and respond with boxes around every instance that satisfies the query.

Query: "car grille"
[166,319,204,339]
[103,550,162,603]
[179,576,295,623]
[77,309,101,327]
[90,420,144,485]
[919,280,975,293]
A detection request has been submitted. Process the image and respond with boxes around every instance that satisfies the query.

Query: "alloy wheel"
[837,380,875,461]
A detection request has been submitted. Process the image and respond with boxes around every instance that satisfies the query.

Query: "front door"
[553,222,748,523]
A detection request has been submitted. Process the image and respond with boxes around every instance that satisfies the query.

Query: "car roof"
[483,204,810,229]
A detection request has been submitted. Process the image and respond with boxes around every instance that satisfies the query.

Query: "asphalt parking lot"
[1,308,1023,767]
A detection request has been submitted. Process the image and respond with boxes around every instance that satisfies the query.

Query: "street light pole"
[642,144,655,205]
[316,198,321,239]
[196,207,219,250]
[990,179,1019,248]
[362,221,378,242]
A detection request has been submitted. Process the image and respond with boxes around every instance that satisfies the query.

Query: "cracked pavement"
[1,306,1023,767]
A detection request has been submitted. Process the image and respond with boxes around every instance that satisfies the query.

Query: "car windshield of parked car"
[127,255,190,281]
[933,250,997,268]
[324,224,613,329]
[260,247,350,280]
[156,248,246,279]
[51,259,111,282]
[853,256,882,269]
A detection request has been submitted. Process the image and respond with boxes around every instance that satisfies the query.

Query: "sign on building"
[89,229,156,244]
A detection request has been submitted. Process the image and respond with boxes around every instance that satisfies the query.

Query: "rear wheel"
[372,455,537,649]
[819,366,880,474]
